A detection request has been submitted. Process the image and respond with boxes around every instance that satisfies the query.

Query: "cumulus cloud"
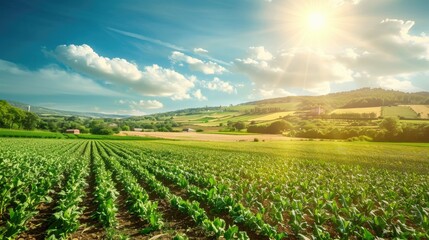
[192,89,207,101]
[253,88,296,99]
[0,59,118,96]
[53,44,142,81]
[337,18,429,90]
[376,76,417,92]
[136,100,164,109]
[51,44,196,100]
[193,48,209,54]
[201,77,236,94]
[341,19,429,77]
[135,65,194,100]
[249,46,273,61]
[170,51,226,75]
[118,99,164,114]
[235,47,353,95]
[235,17,429,96]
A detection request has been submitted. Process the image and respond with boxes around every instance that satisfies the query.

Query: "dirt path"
[118,131,299,142]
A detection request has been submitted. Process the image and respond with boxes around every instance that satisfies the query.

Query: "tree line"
[0,101,181,135]
[242,117,429,142]
[0,100,39,130]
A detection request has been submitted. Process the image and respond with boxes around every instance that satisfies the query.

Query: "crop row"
[113,141,429,239]
[97,141,249,239]
[0,140,87,239]
[1,138,428,239]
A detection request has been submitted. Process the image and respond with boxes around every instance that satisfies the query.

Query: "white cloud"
[118,99,164,113]
[193,89,207,101]
[249,46,273,61]
[170,51,226,75]
[135,64,194,100]
[253,88,296,99]
[376,76,418,92]
[201,77,236,94]
[53,44,142,82]
[0,59,118,96]
[193,48,209,54]
[235,17,429,96]
[341,19,429,77]
[136,100,164,109]
[51,44,196,100]
[337,18,429,90]
[235,47,353,95]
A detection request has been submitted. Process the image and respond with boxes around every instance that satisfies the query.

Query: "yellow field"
[251,111,296,121]
[404,105,429,119]
[331,107,382,117]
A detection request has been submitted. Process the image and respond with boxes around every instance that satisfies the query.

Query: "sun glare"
[265,1,355,48]
[308,12,327,31]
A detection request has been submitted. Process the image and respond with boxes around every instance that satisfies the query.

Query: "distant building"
[65,129,80,134]
[133,128,143,132]
[183,128,196,132]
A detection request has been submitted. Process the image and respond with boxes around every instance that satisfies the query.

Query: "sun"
[264,1,353,48]
[307,12,327,31]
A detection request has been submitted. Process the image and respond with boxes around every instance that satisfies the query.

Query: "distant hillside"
[5,88,429,119]
[243,88,429,110]
[7,100,128,119]
[148,88,429,118]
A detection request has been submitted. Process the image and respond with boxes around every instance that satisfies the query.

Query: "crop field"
[382,106,418,119]
[250,111,296,122]
[406,105,429,119]
[330,107,381,117]
[0,139,428,239]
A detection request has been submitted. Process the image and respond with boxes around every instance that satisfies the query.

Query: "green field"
[382,106,418,119]
[0,128,157,140]
[0,129,66,138]
[331,107,381,117]
[0,138,428,239]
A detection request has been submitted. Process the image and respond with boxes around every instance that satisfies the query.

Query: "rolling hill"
[6,100,129,118]
[151,88,429,117]
[244,88,429,109]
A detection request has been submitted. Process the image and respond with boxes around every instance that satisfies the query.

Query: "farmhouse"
[65,129,80,134]
[133,128,143,132]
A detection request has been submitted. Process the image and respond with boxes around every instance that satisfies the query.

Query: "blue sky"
[1,0,429,115]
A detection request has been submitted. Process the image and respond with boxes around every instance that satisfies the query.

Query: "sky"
[1,0,429,115]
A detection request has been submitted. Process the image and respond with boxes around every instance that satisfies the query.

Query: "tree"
[8,106,25,129]
[267,120,293,134]
[233,121,246,131]
[380,117,402,136]
[89,120,114,135]
[22,112,39,130]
